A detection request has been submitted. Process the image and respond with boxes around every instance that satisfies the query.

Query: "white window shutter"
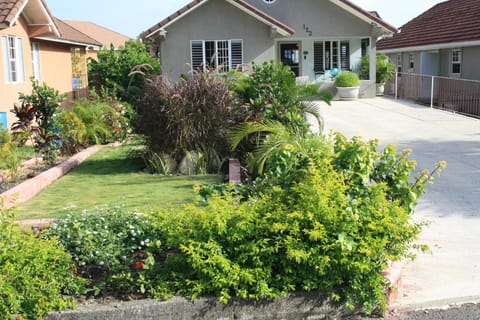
[1,36,9,82]
[16,37,25,83]
[231,40,243,71]
[191,40,204,71]
[32,43,41,80]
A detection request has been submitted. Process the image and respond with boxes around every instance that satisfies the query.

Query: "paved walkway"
[319,97,480,310]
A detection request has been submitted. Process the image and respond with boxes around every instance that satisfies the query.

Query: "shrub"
[88,40,161,104]
[231,61,308,129]
[334,71,360,87]
[360,53,395,83]
[44,206,154,297]
[0,133,19,183]
[0,203,85,319]
[64,98,130,147]
[137,72,237,166]
[12,79,65,163]
[143,150,427,313]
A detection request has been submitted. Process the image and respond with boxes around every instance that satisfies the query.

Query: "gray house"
[377,0,480,81]
[141,0,395,98]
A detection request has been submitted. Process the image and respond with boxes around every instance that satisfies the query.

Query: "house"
[140,0,396,98]
[377,0,480,81]
[62,20,130,59]
[0,0,102,130]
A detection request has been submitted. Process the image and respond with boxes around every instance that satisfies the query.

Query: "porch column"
[369,28,377,83]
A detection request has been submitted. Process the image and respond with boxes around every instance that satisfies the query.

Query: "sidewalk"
[320,97,480,310]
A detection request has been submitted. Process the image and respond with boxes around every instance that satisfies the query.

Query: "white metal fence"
[385,72,480,119]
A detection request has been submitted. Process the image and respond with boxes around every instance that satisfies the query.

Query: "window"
[409,53,414,70]
[361,38,370,57]
[340,41,350,70]
[31,42,41,80]
[191,39,243,72]
[396,54,402,73]
[1,35,25,83]
[313,40,350,72]
[451,49,461,76]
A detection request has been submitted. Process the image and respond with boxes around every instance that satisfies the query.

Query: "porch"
[278,37,376,98]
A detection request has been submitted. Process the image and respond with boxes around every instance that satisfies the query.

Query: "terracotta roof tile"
[63,20,130,49]
[378,0,480,51]
[0,0,26,26]
[46,17,102,46]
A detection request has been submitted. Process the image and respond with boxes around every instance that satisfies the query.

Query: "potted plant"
[334,71,360,100]
[360,53,395,95]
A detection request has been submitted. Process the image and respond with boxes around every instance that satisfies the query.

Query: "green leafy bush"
[143,149,426,313]
[137,71,238,167]
[334,71,360,87]
[44,206,154,296]
[231,61,308,129]
[88,40,161,104]
[360,53,395,83]
[63,98,130,146]
[0,128,18,171]
[0,204,85,319]
[12,79,65,163]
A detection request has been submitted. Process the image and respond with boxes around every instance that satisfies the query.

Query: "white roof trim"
[8,0,60,36]
[34,36,101,48]
[144,0,209,39]
[37,0,60,37]
[10,0,29,27]
[225,0,292,37]
[378,40,480,54]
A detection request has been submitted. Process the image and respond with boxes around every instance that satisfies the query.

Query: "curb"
[1,145,103,209]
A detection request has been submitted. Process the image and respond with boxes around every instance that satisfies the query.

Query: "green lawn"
[16,142,221,219]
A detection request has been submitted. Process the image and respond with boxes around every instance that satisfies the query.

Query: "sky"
[46,0,446,39]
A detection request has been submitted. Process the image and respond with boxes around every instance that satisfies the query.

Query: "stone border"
[46,291,362,320]
[1,145,103,209]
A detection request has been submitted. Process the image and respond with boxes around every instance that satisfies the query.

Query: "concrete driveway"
[319,97,480,310]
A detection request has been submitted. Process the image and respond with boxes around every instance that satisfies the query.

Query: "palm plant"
[228,120,328,177]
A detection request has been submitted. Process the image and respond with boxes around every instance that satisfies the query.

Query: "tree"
[88,40,161,104]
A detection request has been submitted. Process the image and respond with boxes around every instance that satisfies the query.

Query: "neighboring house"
[63,20,130,58]
[0,0,102,130]
[140,0,395,98]
[377,0,480,81]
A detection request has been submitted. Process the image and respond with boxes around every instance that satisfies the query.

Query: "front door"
[279,42,300,77]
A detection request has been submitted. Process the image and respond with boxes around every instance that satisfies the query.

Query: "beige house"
[63,20,130,59]
[141,0,395,98]
[0,0,102,130]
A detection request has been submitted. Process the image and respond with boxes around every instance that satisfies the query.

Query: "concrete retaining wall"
[46,292,363,320]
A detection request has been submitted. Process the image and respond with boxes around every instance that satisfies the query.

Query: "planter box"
[336,86,360,100]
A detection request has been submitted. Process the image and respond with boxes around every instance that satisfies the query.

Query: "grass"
[15,141,221,219]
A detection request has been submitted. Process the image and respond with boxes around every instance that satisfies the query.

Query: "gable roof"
[333,0,396,33]
[0,0,59,36]
[0,0,24,26]
[141,0,295,39]
[141,0,395,40]
[63,20,130,49]
[378,0,480,52]
[34,17,102,47]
